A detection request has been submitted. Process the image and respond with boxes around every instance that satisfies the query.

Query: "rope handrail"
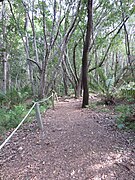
[37,94,53,104]
[0,103,36,150]
[0,92,57,151]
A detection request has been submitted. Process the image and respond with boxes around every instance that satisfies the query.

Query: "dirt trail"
[0,98,135,180]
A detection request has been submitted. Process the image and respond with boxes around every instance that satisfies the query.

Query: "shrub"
[6,88,29,106]
[0,104,27,131]
[120,82,135,99]
[0,86,31,108]
[89,68,115,105]
[7,104,27,129]
[115,104,135,130]
[0,108,9,129]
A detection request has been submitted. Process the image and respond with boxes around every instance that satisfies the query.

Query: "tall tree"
[1,1,8,94]
[82,0,93,108]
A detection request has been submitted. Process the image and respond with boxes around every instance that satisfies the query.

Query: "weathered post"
[52,91,55,110]
[54,91,58,102]
[35,103,43,131]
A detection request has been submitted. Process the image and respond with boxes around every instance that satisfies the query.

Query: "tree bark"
[120,0,135,79]
[82,0,93,108]
[2,2,7,94]
[62,58,68,96]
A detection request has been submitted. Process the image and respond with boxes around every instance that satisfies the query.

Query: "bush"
[0,108,9,129]
[115,104,135,130]
[6,88,29,106]
[89,68,116,105]
[120,82,135,99]
[0,86,32,109]
[0,104,27,131]
[7,104,27,129]
[0,90,52,136]
[0,91,9,107]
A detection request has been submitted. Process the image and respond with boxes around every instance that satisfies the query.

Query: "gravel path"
[0,98,135,180]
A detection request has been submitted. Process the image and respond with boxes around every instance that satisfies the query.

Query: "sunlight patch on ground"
[86,151,131,179]
[90,151,129,170]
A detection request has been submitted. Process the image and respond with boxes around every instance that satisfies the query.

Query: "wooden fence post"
[35,103,43,131]
[52,92,55,110]
[55,92,58,102]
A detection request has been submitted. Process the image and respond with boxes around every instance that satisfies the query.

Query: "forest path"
[0,97,135,180]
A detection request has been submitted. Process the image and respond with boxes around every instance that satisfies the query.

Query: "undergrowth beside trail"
[0,103,50,141]
[0,87,52,142]
[89,97,135,131]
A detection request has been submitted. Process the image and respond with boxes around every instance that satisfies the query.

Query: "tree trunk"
[38,51,49,99]
[120,0,135,79]
[2,2,7,94]
[82,0,93,108]
[114,53,118,87]
[2,53,7,94]
[62,55,68,96]
[75,71,82,98]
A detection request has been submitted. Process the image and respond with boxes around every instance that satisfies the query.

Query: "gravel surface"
[0,98,135,180]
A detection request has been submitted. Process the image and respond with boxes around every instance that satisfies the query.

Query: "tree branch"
[88,16,130,72]
[27,58,42,73]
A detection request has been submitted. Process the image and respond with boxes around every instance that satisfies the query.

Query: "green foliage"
[8,104,26,128]
[89,68,115,104]
[90,68,114,93]
[0,91,8,106]
[0,104,26,131]
[119,82,135,99]
[0,86,33,135]
[40,101,51,112]
[0,109,9,129]
[0,94,52,136]
[7,88,28,105]
[0,86,32,108]
[0,126,6,138]
[88,101,110,113]
[115,104,135,130]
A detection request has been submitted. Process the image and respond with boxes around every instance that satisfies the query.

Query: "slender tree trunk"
[62,59,68,96]
[72,43,82,98]
[111,52,115,71]
[38,51,49,98]
[114,52,118,86]
[120,0,135,79]
[24,13,36,97]
[82,0,93,108]
[2,53,7,94]
[76,71,82,98]
[2,2,7,94]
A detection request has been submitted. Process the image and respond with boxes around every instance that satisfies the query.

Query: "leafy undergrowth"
[0,101,51,142]
[89,97,135,131]
[115,103,135,130]
[0,86,54,142]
